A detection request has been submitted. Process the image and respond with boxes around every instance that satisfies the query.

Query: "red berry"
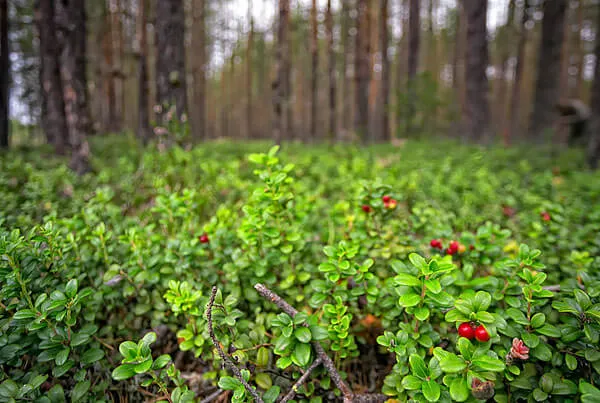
[541,212,551,222]
[385,199,397,209]
[474,325,490,342]
[446,247,456,255]
[362,205,372,213]
[458,322,475,339]
[199,233,209,244]
[382,195,391,203]
[449,240,459,251]
[469,245,475,251]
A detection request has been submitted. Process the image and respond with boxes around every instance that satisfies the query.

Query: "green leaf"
[255,373,272,390]
[152,354,171,369]
[119,341,138,361]
[422,380,441,402]
[276,356,292,369]
[401,375,423,390]
[29,375,48,390]
[13,309,37,320]
[473,291,492,311]
[439,353,467,373]
[48,384,65,403]
[457,337,473,361]
[134,358,153,373]
[294,327,312,343]
[532,388,548,401]
[536,324,561,338]
[141,332,157,346]
[530,313,545,328]
[263,386,281,403]
[218,376,242,391]
[56,347,70,366]
[81,348,104,365]
[291,343,311,367]
[475,311,495,323]
[580,381,600,403]
[399,293,421,307]
[70,332,91,347]
[309,325,328,341]
[394,273,421,287]
[532,344,552,362]
[71,380,90,402]
[112,364,137,380]
[409,253,427,271]
[409,354,429,379]
[65,279,78,298]
[414,307,430,321]
[449,377,469,402]
[0,380,18,398]
[53,360,74,377]
[445,309,468,323]
[565,354,578,370]
[472,355,505,372]
[425,279,441,294]
[574,289,592,310]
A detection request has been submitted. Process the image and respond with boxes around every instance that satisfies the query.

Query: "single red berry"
[458,322,475,339]
[474,325,490,342]
[382,195,391,203]
[541,212,551,222]
[362,205,372,213]
[449,240,459,251]
[446,247,456,255]
[199,233,209,244]
[469,245,475,251]
[386,199,398,209]
[430,239,441,248]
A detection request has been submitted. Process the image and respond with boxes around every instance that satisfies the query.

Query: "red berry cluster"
[458,322,489,342]
[382,195,397,209]
[430,239,468,255]
[199,233,210,244]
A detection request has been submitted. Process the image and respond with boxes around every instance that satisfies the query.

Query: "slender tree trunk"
[586,2,600,169]
[136,0,151,143]
[102,9,117,132]
[355,0,369,142]
[36,0,68,154]
[380,0,390,142]
[507,0,529,143]
[56,0,91,174]
[574,1,584,98]
[406,0,420,136]
[325,0,336,142]
[246,1,254,139]
[273,0,290,144]
[496,0,516,137]
[310,0,318,141]
[529,0,568,143]
[192,0,206,140]
[340,0,351,140]
[0,0,8,148]
[110,0,124,129]
[155,0,187,122]
[463,0,491,143]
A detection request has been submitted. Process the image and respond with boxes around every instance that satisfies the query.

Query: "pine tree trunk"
[463,0,491,143]
[507,0,529,143]
[340,0,351,141]
[192,0,206,140]
[155,0,187,122]
[0,0,9,148]
[406,0,420,136]
[246,2,254,139]
[586,2,600,169]
[380,0,390,142]
[529,0,567,143]
[310,0,318,141]
[496,0,516,138]
[136,0,151,143]
[355,0,370,142]
[36,0,68,154]
[325,0,336,142]
[110,0,123,129]
[273,0,290,144]
[102,8,117,132]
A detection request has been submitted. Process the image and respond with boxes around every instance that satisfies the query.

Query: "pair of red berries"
[199,233,209,244]
[382,195,397,209]
[458,322,490,342]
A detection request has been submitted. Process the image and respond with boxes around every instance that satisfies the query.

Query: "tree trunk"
[246,1,253,139]
[273,0,290,144]
[136,0,151,143]
[340,0,351,141]
[102,8,117,132]
[310,0,318,141]
[0,0,8,148]
[192,0,206,140]
[406,0,420,136]
[56,0,91,174]
[325,0,336,142]
[155,0,187,122]
[36,0,68,154]
[529,0,567,143]
[495,0,516,138]
[463,0,491,143]
[380,0,390,142]
[507,0,529,143]
[110,0,123,130]
[355,0,369,142]
[586,2,600,169]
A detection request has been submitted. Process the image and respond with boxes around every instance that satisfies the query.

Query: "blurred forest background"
[1,0,600,172]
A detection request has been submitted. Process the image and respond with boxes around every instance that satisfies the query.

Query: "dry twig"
[279,357,323,403]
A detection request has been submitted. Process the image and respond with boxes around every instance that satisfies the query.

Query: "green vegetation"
[1,137,600,402]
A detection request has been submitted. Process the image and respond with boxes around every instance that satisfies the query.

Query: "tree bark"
[586,2,600,169]
[246,1,253,139]
[155,0,187,122]
[507,0,529,144]
[325,0,336,142]
[340,0,351,140]
[0,0,8,148]
[463,0,491,143]
[529,0,567,143]
[102,7,117,132]
[273,0,290,144]
[192,0,206,140]
[310,0,318,141]
[379,0,390,142]
[110,0,123,130]
[136,0,151,143]
[56,0,91,174]
[36,0,68,154]
[406,0,420,136]
[355,0,370,142]
[495,0,516,138]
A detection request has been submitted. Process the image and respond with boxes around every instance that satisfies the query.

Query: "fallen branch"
[280,357,322,403]
[206,286,264,403]
[254,283,354,402]
[199,388,225,403]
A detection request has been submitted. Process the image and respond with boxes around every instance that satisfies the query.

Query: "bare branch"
[207,286,264,403]
[199,388,225,403]
[279,357,322,403]
[254,283,354,401]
